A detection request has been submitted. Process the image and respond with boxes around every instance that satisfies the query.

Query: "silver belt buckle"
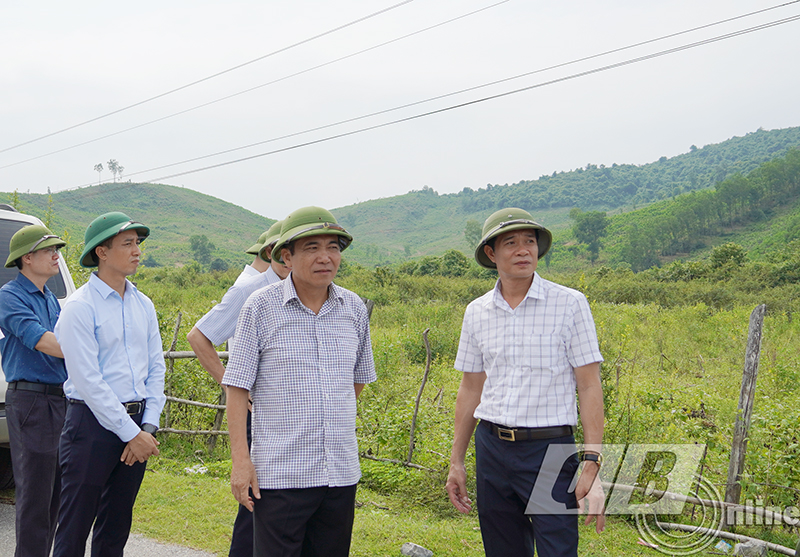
[124,401,143,415]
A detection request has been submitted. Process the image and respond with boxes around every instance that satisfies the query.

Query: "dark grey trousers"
[6,389,67,557]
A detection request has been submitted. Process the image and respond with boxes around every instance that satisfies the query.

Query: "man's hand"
[576,464,606,534]
[121,431,160,466]
[446,462,472,514]
[231,458,261,511]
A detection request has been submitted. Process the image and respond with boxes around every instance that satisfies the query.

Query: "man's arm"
[187,326,226,385]
[445,371,486,514]
[34,331,63,358]
[228,386,259,510]
[574,361,605,533]
[354,383,365,398]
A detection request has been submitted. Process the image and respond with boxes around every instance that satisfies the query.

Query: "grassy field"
[131,469,659,556]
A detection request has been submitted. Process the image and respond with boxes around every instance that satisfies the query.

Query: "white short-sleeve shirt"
[455,273,603,428]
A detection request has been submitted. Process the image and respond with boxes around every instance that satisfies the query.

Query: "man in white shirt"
[446,208,605,557]
[233,222,280,287]
[224,206,376,557]
[186,219,287,556]
[53,212,165,557]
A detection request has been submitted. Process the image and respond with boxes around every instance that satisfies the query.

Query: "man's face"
[24,245,61,279]
[484,229,538,279]
[98,229,142,277]
[282,234,341,291]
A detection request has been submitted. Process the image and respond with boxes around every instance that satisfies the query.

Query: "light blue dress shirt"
[55,273,166,443]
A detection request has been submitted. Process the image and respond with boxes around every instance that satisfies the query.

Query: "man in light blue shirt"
[53,212,165,557]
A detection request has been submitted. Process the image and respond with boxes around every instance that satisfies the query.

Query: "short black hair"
[90,236,117,265]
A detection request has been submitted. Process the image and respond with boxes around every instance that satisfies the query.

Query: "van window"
[0,219,68,299]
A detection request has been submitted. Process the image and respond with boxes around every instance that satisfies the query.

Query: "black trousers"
[252,484,357,557]
[228,410,254,557]
[475,420,579,557]
[6,389,67,557]
[52,402,147,557]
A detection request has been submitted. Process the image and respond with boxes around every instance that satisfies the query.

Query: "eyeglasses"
[29,235,60,253]
[39,246,62,255]
[482,219,541,243]
[284,223,349,245]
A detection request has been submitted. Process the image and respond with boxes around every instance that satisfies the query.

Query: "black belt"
[8,380,64,397]
[485,421,573,442]
[69,398,145,415]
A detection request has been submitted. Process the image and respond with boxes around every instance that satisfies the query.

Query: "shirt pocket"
[522,334,563,372]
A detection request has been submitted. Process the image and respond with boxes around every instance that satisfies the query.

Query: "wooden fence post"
[407,328,432,465]
[723,304,766,525]
[162,311,182,438]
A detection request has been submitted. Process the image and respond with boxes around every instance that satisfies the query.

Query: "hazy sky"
[1,0,799,220]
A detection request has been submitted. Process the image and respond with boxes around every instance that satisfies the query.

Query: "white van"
[0,204,77,489]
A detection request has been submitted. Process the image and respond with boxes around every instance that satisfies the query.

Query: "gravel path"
[0,503,217,557]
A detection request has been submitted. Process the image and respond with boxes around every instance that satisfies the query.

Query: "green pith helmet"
[474,207,552,269]
[245,230,270,256]
[79,211,150,268]
[4,224,67,268]
[257,220,284,262]
[271,207,352,264]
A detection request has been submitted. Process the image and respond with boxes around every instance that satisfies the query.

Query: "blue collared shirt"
[0,273,67,384]
[55,273,166,442]
[223,276,377,489]
[195,266,281,346]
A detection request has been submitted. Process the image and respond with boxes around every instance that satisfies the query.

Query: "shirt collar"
[487,272,545,309]
[15,271,47,295]
[88,271,136,299]
[281,272,343,309]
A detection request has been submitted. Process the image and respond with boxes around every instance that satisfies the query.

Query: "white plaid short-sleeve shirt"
[222,276,376,489]
[455,273,603,428]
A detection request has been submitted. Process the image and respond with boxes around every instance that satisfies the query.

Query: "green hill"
[336,126,800,266]
[4,125,799,269]
[9,182,274,268]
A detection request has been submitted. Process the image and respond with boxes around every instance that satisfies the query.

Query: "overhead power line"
[0,0,416,155]
[132,14,800,187]
[0,0,512,171]
[59,2,800,191]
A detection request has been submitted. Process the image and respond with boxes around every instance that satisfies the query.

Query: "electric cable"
[0,0,416,154]
[0,0,512,171]
[58,4,800,192]
[132,14,800,186]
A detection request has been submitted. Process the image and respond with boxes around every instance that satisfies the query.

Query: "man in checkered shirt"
[223,206,376,557]
[446,208,605,557]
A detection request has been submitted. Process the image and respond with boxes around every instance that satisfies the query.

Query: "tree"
[94,163,103,185]
[44,194,55,228]
[8,189,22,212]
[464,219,483,248]
[209,258,228,272]
[107,159,123,182]
[441,249,469,277]
[189,235,215,265]
[570,209,609,263]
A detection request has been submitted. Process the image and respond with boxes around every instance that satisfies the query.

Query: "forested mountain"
[338,126,800,266]
[4,125,800,269]
[458,126,800,212]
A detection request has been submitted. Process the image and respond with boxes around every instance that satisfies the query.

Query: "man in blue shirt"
[53,212,166,557]
[0,224,67,557]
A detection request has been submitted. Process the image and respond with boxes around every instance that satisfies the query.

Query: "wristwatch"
[580,452,603,468]
[141,423,159,435]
